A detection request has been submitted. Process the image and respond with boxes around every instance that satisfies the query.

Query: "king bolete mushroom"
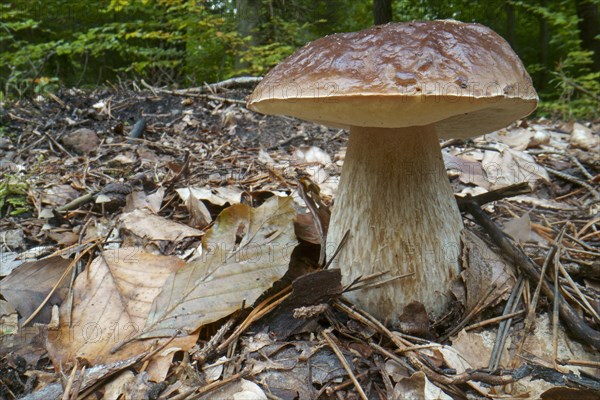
[248,20,537,322]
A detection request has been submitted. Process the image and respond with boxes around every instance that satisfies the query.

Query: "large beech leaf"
[45,249,194,382]
[139,196,297,339]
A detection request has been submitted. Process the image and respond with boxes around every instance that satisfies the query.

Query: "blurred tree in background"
[1,0,598,119]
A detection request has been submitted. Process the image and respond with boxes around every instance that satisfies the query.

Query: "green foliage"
[0,0,598,119]
[0,177,30,217]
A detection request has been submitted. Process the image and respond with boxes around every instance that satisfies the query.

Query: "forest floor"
[0,82,599,399]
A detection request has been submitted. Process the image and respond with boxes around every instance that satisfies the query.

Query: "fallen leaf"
[119,208,203,241]
[137,196,297,339]
[451,329,511,369]
[570,123,599,151]
[198,378,267,400]
[1,256,71,324]
[460,231,516,313]
[41,184,79,207]
[429,345,489,397]
[486,127,534,151]
[103,370,136,400]
[185,189,212,229]
[177,186,243,207]
[293,146,332,165]
[46,249,195,381]
[482,146,550,189]
[393,371,452,400]
[502,213,547,245]
[516,313,599,377]
[443,153,490,189]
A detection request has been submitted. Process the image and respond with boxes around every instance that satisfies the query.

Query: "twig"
[216,286,292,352]
[462,195,600,350]
[297,177,328,266]
[193,315,237,364]
[441,282,498,341]
[464,310,525,331]
[56,193,95,212]
[127,117,147,143]
[488,276,525,371]
[557,258,600,324]
[552,251,560,369]
[558,359,600,368]
[455,182,531,211]
[267,133,306,150]
[545,167,600,202]
[322,329,368,400]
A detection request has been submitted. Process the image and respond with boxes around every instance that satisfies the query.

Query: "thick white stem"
[328,126,463,321]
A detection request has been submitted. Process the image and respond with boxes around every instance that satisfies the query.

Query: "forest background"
[1,0,599,119]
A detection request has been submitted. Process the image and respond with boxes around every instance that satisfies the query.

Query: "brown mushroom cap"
[248,20,538,139]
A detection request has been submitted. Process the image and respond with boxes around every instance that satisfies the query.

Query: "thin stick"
[216,286,292,352]
[558,359,600,368]
[464,310,525,331]
[488,276,525,370]
[463,196,600,350]
[552,253,560,370]
[557,260,600,323]
[322,329,368,400]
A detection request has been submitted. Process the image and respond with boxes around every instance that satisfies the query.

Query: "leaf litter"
[0,84,598,399]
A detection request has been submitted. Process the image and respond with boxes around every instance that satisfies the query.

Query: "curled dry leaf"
[570,123,599,151]
[177,186,243,207]
[119,208,204,241]
[481,145,550,189]
[198,378,267,400]
[138,195,297,339]
[459,231,516,313]
[393,371,452,400]
[443,153,490,189]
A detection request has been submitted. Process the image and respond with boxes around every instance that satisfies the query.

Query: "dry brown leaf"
[40,184,79,207]
[137,196,296,339]
[482,146,550,189]
[451,329,511,369]
[502,213,548,245]
[177,186,243,207]
[197,378,267,400]
[428,346,489,397]
[124,188,165,213]
[570,123,599,151]
[185,189,212,229]
[119,208,203,241]
[460,231,516,313]
[1,256,71,324]
[486,127,534,151]
[515,313,599,377]
[393,371,452,400]
[103,370,136,400]
[443,153,490,189]
[46,249,196,381]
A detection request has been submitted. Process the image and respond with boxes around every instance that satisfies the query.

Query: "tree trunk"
[235,0,261,71]
[538,0,549,90]
[505,2,516,49]
[374,0,392,25]
[575,0,600,72]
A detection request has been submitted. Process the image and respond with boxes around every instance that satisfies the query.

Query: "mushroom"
[248,20,537,322]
